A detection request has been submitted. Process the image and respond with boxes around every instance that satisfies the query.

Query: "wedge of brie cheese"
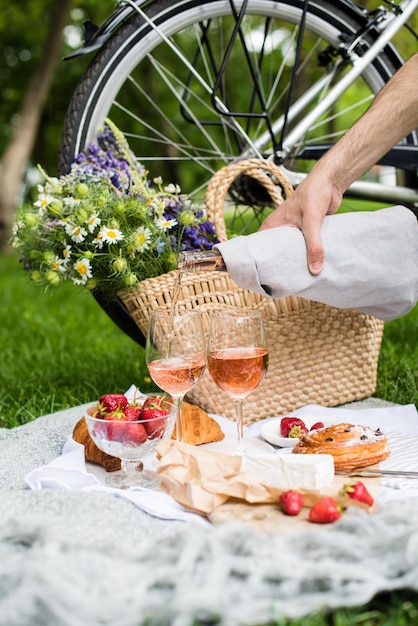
[241,452,334,491]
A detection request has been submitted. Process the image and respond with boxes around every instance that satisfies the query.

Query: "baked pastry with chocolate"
[292,422,390,470]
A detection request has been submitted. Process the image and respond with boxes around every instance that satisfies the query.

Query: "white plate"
[203,434,274,454]
[259,416,334,448]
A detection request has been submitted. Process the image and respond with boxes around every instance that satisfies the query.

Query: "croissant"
[172,402,225,445]
[73,417,121,472]
[292,422,390,470]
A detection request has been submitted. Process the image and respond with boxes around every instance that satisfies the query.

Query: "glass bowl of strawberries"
[85,393,175,489]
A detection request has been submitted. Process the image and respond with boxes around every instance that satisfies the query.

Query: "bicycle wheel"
[58,0,414,341]
[60,0,415,218]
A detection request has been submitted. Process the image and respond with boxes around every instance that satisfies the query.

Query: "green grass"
[0,252,156,428]
[1,251,418,625]
[2,241,417,428]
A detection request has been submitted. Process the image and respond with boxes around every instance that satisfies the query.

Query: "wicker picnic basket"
[119,159,384,423]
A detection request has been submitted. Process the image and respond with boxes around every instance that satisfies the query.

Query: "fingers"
[305,235,324,275]
[300,213,325,275]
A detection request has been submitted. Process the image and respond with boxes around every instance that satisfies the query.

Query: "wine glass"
[84,399,175,489]
[207,309,268,456]
[145,309,207,442]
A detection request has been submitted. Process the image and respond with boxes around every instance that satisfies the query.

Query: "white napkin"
[25,436,209,526]
[215,206,418,321]
[249,402,418,436]
[379,433,418,491]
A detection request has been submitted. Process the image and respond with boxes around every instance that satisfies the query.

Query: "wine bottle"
[177,250,227,272]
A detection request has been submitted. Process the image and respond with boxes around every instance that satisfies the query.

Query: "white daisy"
[63,196,81,208]
[86,212,101,233]
[133,226,152,251]
[34,194,54,210]
[92,232,104,249]
[62,243,72,261]
[99,226,124,244]
[50,256,66,273]
[155,216,177,231]
[73,258,92,285]
[65,222,87,243]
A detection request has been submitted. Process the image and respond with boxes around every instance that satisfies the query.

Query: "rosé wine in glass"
[208,310,268,455]
[146,310,206,442]
[147,356,206,397]
[207,347,268,398]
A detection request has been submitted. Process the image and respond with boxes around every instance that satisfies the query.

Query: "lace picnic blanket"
[1,496,418,626]
[1,402,418,625]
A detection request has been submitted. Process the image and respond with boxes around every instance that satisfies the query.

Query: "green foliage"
[0,252,154,428]
[0,0,110,162]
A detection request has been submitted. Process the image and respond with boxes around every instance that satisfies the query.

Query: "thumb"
[301,217,325,275]
[307,243,324,275]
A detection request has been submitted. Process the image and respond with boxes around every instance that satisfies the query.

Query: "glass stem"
[234,398,246,456]
[121,459,143,475]
[175,395,184,443]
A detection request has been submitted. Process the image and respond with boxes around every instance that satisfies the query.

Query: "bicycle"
[58,0,418,342]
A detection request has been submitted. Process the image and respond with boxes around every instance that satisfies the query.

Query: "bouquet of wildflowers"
[12,120,218,300]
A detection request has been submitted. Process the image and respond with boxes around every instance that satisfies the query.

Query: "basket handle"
[205,158,294,242]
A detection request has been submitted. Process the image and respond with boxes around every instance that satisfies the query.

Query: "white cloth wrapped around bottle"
[215,206,418,321]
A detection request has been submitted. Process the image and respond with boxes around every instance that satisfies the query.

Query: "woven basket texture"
[119,159,384,422]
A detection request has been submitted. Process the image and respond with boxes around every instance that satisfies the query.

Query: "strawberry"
[280,417,308,438]
[104,408,127,441]
[309,497,342,524]
[124,404,142,421]
[89,405,103,419]
[279,490,304,516]
[98,393,128,414]
[141,396,170,439]
[142,395,166,411]
[123,422,148,445]
[340,481,374,507]
[310,421,325,431]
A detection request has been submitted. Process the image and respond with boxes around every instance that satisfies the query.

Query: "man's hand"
[259,175,342,275]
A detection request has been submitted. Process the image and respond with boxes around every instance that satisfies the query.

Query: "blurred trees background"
[0,0,416,251]
[0,0,110,249]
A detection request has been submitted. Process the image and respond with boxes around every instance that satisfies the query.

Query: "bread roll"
[292,422,390,470]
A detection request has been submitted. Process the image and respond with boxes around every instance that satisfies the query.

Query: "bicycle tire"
[58,0,413,342]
